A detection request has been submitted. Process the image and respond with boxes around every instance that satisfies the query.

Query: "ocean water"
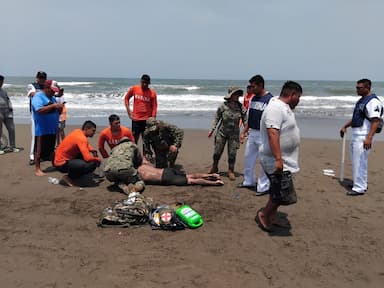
[3,77,384,135]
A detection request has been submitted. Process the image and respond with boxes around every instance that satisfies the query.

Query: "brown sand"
[0,124,383,288]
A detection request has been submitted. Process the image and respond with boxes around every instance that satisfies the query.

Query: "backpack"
[97,192,153,228]
[149,205,186,231]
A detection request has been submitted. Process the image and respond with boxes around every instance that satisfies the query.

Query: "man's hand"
[340,127,347,138]
[274,158,283,172]
[240,132,247,144]
[363,137,373,150]
[208,131,213,138]
[169,145,178,153]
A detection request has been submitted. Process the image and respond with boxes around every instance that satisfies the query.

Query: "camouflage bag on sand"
[97,192,153,228]
[149,205,186,231]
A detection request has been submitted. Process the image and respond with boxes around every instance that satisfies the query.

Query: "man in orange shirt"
[54,120,101,186]
[98,114,135,158]
[243,85,255,110]
[124,74,157,144]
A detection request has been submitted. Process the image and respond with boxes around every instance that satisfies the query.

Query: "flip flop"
[255,209,273,232]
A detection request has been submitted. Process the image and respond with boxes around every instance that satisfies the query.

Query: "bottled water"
[48,177,60,185]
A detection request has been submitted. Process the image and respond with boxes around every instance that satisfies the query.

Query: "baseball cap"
[44,80,60,93]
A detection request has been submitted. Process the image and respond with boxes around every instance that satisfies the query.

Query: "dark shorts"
[131,120,147,140]
[35,134,56,161]
[267,171,297,206]
[161,168,188,186]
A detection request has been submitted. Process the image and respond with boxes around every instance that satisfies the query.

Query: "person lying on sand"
[138,159,224,186]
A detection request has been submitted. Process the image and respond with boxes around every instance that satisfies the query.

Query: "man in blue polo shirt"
[239,75,273,195]
[31,80,64,176]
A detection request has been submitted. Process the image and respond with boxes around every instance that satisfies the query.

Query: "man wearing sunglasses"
[340,79,383,196]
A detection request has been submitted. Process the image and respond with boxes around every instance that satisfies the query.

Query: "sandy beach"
[0,124,384,288]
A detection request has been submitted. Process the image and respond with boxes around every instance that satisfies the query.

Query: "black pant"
[35,134,56,161]
[56,158,98,179]
[131,120,147,144]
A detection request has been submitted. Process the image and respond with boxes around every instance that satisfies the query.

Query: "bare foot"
[35,169,46,176]
[61,175,75,187]
[206,173,221,180]
[215,180,224,186]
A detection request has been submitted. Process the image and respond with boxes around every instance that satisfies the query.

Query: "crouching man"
[54,120,100,186]
[103,136,145,193]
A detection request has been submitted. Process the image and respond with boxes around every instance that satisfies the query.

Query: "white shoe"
[12,148,20,153]
[0,150,4,155]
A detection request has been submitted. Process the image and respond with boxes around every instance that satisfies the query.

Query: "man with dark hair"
[98,114,135,158]
[31,80,64,176]
[124,74,157,144]
[27,71,47,165]
[256,81,302,232]
[0,75,20,154]
[239,75,273,195]
[54,120,101,186]
[340,78,383,196]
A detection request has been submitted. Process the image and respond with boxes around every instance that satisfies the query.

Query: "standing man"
[0,75,20,154]
[98,114,135,158]
[31,80,63,176]
[27,71,47,165]
[256,81,302,232]
[243,85,255,110]
[54,121,101,187]
[239,75,273,195]
[340,79,383,196]
[124,74,157,145]
[143,117,184,168]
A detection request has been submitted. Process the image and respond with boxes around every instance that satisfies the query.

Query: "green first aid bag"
[175,205,203,229]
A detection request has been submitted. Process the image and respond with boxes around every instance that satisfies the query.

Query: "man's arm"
[97,132,109,159]
[151,91,157,118]
[208,105,223,137]
[340,119,352,138]
[363,118,379,150]
[79,139,100,163]
[142,132,153,160]
[124,88,133,119]
[171,126,184,148]
[267,128,283,172]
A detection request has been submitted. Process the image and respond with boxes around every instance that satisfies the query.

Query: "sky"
[1,0,384,81]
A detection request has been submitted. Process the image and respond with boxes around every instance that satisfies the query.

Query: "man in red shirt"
[54,120,101,186]
[124,74,157,144]
[98,114,135,158]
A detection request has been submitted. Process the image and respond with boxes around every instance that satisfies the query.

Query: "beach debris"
[48,177,60,185]
[322,169,335,177]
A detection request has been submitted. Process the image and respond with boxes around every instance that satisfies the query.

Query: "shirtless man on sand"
[138,159,224,186]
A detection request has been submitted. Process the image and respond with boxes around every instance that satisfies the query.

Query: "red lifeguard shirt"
[124,85,157,121]
[243,93,255,110]
[98,126,135,158]
[54,129,100,166]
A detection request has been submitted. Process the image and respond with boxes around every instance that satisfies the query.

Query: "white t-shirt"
[352,97,383,136]
[260,97,300,174]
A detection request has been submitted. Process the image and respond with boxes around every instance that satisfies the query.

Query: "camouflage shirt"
[104,141,142,172]
[210,101,247,138]
[143,120,184,157]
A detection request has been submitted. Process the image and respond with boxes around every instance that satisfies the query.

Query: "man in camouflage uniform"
[143,118,184,168]
[103,137,145,193]
[208,87,247,180]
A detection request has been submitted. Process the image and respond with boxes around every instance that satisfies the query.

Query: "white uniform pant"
[242,129,270,192]
[30,114,35,161]
[350,134,370,193]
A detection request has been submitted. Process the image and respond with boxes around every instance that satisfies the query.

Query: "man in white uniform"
[256,81,302,232]
[340,78,383,196]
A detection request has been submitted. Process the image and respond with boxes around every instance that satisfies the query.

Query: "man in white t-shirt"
[256,81,302,232]
[340,79,383,196]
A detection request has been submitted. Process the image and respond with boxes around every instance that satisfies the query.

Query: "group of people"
[1,71,382,233]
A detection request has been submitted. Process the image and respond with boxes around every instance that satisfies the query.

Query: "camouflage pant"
[105,167,145,188]
[213,133,240,166]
